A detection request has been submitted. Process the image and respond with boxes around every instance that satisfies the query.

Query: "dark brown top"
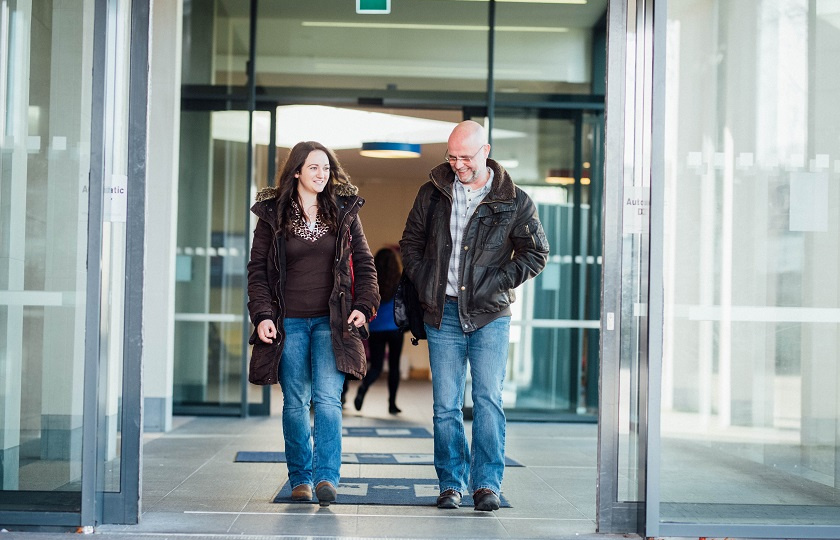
[284,232,336,318]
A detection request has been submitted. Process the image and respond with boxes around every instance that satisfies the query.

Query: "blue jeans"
[279,316,344,489]
[426,299,510,495]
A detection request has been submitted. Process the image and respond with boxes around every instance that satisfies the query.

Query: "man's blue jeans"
[279,316,344,490]
[426,299,510,495]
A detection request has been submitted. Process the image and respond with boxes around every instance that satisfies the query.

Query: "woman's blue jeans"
[426,299,510,495]
[279,316,344,490]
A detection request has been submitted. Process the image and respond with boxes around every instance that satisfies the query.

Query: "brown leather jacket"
[246,183,379,385]
[400,158,549,331]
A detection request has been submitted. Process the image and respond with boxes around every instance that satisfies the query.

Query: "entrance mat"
[236,451,522,467]
[342,426,432,438]
[272,477,511,507]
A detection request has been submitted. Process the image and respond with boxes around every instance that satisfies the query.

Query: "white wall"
[143,0,183,432]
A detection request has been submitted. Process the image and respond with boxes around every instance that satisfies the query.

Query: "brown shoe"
[473,488,500,511]
[291,484,312,501]
[436,489,461,509]
[315,481,337,507]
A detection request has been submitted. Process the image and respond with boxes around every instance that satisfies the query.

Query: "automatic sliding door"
[648,0,840,535]
[173,109,270,415]
[475,108,603,420]
[0,0,139,525]
[0,0,96,518]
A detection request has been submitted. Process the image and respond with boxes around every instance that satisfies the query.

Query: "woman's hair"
[374,247,403,302]
[273,141,350,237]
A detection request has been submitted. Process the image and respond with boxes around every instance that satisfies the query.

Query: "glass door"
[0,0,96,517]
[466,108,604,420]
[0,0,142,526]
[173,107,266,416]
[647,0,840,536]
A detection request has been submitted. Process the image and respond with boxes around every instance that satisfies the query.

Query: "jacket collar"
[429,158,516,202]
[251,182,362,223]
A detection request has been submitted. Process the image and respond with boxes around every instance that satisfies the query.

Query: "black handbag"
[394,190,440,345]
[394,272,425,345]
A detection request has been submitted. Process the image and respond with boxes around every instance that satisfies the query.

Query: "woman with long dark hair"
[247,141,379,506]
[353,247,405,414]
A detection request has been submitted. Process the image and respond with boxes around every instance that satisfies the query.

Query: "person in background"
[399,120,549,512]
[353,247,405,415]
[246,141,379,506]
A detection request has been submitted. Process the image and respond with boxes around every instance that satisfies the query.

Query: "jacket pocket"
[478,214,512,249]
[469,264,511,314]
[523,217,549,252]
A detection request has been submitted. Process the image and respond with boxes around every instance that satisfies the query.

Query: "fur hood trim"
[254,180,359,203]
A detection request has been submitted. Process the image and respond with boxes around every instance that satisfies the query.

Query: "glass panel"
[659,0,840,525]
[494,1,603,94]
[173,110,249,411]
[0,0,95,511]
[616,0,649,504]
[487,110,602,417]
[99,0,132,492]
[253,0,487,92]
[181,0,247,89]
[247,110,272,409]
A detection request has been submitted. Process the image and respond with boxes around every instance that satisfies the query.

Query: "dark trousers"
[360,330,404,403]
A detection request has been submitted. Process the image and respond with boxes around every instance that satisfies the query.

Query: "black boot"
[389,400,401,415]
[354,386,367,411]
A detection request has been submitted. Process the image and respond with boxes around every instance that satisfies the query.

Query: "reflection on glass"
[182,0,249,87]
[495,2,600,94]
[99,0,133,493]
[253,0,488,91]
[173,111,249,409]
[488,112,602,415]
[618,232,646,502]
[659,0,840,525]
[0,0,94,510]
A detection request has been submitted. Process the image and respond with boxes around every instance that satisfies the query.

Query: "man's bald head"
[449,120,488,149]
[446,120,491,187]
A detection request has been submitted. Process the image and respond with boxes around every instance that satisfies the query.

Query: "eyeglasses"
[444,146,484,165]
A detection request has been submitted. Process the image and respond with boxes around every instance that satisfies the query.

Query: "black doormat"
[236,451,522,467]
[272,477,511,507]
[341,426,432,438]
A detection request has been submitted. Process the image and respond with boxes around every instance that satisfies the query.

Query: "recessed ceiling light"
[360,142,422,159]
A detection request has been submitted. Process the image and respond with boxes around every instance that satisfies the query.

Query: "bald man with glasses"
[399,120,549,511]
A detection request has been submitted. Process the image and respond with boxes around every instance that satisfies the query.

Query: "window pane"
[0,0,95,510]
[487,111,602,417]
[181,0,247,88]
[254,0,488,92]
[660,0,840,525]
[174,110,249,410]
[495,1,604,94]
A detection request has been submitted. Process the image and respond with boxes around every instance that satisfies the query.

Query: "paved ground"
[0,380,638,540]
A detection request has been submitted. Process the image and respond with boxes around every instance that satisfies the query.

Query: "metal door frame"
[596,0,650,533]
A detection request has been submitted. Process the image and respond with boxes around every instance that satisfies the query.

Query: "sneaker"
[315,481,337,507]
[473,488,500,511]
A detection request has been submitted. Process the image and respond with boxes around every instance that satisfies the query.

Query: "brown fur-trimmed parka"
[246,182,379,385]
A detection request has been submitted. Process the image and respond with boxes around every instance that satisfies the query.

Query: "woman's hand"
[257,319,277,344]
[347,309,367,327]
